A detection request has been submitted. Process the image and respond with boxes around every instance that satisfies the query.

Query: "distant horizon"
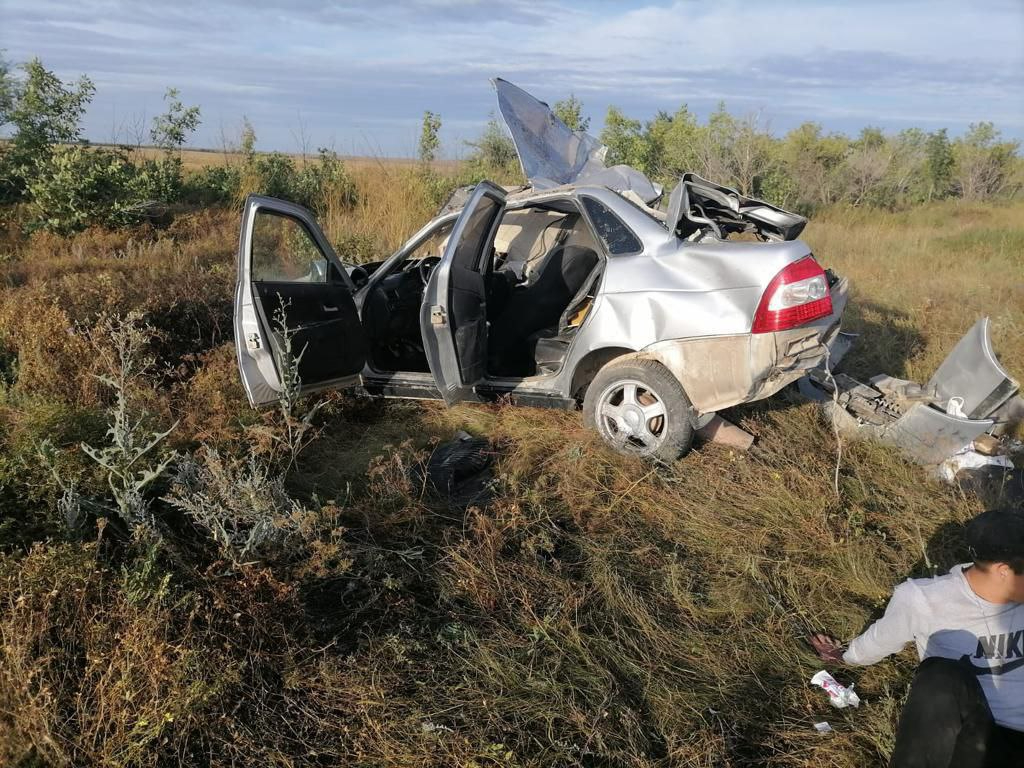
[3,0,1023,156]
[60,114,1023,163]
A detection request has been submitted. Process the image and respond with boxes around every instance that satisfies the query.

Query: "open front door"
[421,182,506,405]
[234,195,366,406]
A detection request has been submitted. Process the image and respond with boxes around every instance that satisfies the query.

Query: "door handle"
[322,304,340,313]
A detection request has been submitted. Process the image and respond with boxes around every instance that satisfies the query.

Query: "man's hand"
[809,633,846,663]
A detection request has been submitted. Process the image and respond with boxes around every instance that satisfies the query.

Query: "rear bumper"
[638,276,850,414]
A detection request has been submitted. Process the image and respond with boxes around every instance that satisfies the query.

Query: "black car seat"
[488,244,599,376]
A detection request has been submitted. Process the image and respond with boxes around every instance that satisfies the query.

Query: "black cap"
[965,508,1024,563]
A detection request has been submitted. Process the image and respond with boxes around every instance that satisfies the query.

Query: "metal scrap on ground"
[798,317,1023,493]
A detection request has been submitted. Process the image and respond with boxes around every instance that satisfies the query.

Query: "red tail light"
[752,256,832,333]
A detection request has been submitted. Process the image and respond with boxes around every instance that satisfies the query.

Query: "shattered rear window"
[581,196,642,255]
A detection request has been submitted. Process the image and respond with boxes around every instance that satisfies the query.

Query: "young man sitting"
[811,507,1024,768]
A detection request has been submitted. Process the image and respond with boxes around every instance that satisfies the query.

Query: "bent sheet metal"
[799,317,1022,467]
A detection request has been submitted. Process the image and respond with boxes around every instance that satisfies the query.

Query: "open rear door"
[421,182,506,405]
[234,195,366,406]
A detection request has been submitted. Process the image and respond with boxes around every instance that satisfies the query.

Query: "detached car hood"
[493,78,662,205]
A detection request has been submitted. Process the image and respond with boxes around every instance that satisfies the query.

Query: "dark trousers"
[890,657,1024,768]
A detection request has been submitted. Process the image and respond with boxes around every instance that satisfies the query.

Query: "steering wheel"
[418,256,441,286]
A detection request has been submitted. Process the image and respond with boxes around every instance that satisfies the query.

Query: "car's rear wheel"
[582,356,694,462]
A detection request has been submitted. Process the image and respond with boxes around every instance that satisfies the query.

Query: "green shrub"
[241,148,358,215]
[183,164,241,205]
[21,147,194,235]
[293,148,358,215]
[24,145,150,234]
[0,58,95,204]
[462,116,523,186]
[133,154,186,204]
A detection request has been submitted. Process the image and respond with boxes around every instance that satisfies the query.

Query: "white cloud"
[2,0,1021,153]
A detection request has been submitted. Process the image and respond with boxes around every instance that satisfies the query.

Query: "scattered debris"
[696,415,755,451]
[418,431,495,510]
[799,317,1023,481]
[813,721,834,733]
[811,670,861,709]
[973,434,1002,457]
[421,721,454,734]
[939,448,1014,484]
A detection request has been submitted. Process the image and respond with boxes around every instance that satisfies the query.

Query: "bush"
[1,58,205,232]
[183,164,241,206]
[24,146,151,234]
[239,148,358,216]
[133,154,186,205]
[462,116,523,185]
[165,448,319,567]
[292,148,358,215]
[0,58,95,204]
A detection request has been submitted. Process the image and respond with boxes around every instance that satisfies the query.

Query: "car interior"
[359,200,604,380]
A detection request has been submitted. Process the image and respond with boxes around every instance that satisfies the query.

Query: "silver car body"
[233,80,849,428]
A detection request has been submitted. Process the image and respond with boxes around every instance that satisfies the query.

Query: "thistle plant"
[250,297,326,471]
[79,313,177,535]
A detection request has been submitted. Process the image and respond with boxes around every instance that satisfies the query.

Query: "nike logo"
[959,654,1024,676]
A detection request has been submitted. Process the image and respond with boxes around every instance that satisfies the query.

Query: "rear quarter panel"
[561,197,840,412]
[596,238,816,344]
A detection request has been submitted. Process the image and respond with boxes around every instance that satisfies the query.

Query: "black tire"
[582,356,695,462]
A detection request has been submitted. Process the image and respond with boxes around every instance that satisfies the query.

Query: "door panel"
[253,281,366,385]
[421,182,506,405]
[234,195,365,406]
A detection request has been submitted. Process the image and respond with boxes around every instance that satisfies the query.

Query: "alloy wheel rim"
[596,379,667,453]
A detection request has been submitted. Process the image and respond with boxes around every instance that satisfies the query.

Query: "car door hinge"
[246,333,262,350]
[430,305,447,326]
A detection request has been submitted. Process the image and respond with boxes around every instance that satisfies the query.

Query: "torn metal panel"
[867,404,994,466]
[928,317,1019,419]
[798,316,1022,469]
[493,78,662,204]
[667,173,808,242]
[806,374,994,466]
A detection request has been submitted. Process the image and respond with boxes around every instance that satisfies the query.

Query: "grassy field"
[0,169,1022,766]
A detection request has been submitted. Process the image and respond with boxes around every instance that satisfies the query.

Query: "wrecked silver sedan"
[233,79,849,461]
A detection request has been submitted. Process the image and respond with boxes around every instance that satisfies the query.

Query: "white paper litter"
[811,670,861,709]
[939,448,1013,483]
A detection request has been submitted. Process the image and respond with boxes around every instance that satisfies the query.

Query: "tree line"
[2,56,1020,238]
[440,94,1021,213]
[0,58,359,235]
[596,103,1020,211]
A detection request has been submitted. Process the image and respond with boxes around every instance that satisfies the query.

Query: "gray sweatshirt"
[844,563,1024,731]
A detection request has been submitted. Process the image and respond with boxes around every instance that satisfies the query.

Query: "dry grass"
[320,160,458,256]
[806,202,1024,380]
[0,179,1022,766]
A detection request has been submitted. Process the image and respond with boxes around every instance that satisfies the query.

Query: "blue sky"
[2,0,1022,156]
